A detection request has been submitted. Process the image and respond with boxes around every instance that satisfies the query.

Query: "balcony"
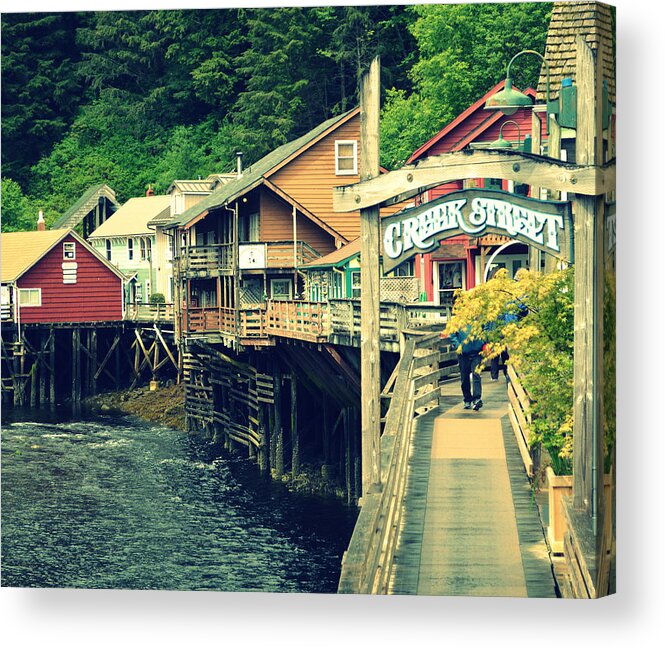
[178,243,234,277]
[125,302,174,323]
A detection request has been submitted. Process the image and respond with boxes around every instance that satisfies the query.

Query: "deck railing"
[181,299,450,346]
[338,332,454,594]
[264,241,320,268]
[264,300,327,341]
[1,304,13,322]
[179,243,234,275]
[125,302,174,323]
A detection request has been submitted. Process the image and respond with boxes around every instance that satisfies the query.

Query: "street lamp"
[489,120,522,149]
[485,49,555,132]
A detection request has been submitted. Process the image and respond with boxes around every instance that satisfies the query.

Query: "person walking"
[449,326,485,411]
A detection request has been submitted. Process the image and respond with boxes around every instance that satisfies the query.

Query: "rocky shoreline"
[85,384,348,501]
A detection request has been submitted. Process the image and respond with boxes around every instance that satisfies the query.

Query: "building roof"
[167,180,214,195]
[88,195,171,238]
[1,228,126,283]
[302,237,361,269]
[51,184,119,230]
[537,1,615,103]
[407,81,536,162]
[166,107,360,230]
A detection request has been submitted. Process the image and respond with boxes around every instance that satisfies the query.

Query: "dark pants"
[459,352,482,403]
[490,350,509,380]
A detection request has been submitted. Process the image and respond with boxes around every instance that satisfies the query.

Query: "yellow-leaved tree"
[446,267,575,474]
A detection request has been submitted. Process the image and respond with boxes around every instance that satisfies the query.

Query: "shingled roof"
[165,107,360,230]
[51,184,119,230]
[537,1,615,102]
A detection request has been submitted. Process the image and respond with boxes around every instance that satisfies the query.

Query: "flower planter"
[546,466,612,555]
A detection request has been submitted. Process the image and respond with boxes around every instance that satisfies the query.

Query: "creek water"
[1,405,357,592]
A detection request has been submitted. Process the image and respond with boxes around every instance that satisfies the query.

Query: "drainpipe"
[292,205,298,298]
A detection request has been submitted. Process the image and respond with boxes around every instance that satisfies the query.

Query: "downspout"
[292,205,298,298]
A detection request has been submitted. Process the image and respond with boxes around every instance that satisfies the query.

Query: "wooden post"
[49,328,56,403]
[90,328,98,396]
[274,367,284,477]
[529,110,543,273]
[72,327,81,403]
[39,333,48,404]
[572,36,606,549]
[545,115,562,273]
[344,407,352,505]
[30,353,38,408]
[359,56,382,496]
[290,373,299,478]
[114,330,122,389]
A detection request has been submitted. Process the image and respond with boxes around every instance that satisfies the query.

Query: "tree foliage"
[380,2,551,168]
[446,268,576,474]
[2,5,552,229]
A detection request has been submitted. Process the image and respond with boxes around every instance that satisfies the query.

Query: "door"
[434,260,465,309]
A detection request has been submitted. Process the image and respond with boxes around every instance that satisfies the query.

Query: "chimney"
[146,184,155,197]
[236,151,244,179]
[37,210,46,231]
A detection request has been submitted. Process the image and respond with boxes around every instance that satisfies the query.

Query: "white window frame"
[18,288,42,307]
[63,242,76,260]
[105,240,112,261]
[128,238,134,261]
[335,140,358,176]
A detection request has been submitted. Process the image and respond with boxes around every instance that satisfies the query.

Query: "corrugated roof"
[302,237,361,269]
[167,180,213,194]
[51,184,118,229]
[1,229,70,282]
[88,195,171,238]
[165,108,359,229]
[537,1,615,102]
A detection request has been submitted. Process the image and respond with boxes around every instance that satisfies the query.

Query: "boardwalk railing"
[264,241,321,268]
[125,302,174,323]
[506,364,537,477]
[338,332,455,594]
[182,299,450,347]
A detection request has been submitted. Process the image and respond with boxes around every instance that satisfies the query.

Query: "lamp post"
[485,49,555,133]
[489,120,522,149]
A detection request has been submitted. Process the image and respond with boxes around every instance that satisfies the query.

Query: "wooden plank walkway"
[389,377,557,597]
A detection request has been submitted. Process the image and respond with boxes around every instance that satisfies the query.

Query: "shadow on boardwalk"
[389,378,557,597]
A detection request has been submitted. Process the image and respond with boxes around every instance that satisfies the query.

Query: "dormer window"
[335,140,358,176]
[63,242,76,260]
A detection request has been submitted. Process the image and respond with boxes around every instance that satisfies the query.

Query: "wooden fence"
[179,243,234,275]
[506,363,536,477]
[125,302,174,323]
[264,300,327,341]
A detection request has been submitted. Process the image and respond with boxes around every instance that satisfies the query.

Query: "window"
[128,238,134,261]
[390,260,414,277]
[105,240,112,261]
[436,261,465,309]
[270,278,293,301]
[335,140,358,176]
[18,288,41,307]
[140,237,152,261]
[350,271,361,299]
[63,242,76,260]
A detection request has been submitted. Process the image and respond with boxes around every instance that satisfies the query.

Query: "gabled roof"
[407,82,536,162]
[1,229,126,283]
[537,1,615,103]
[302,237,361,270]
[167,180,213,195]
[88,195,171,238]
[51,184,118,230]
[166,107,360,231]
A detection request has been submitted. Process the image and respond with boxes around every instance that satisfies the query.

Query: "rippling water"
[1,406,357,592]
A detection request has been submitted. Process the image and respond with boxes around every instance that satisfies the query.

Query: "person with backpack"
[449,325,486,411]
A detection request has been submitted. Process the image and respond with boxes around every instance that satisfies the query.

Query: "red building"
[406,81,546,305]
[1,228,126,325]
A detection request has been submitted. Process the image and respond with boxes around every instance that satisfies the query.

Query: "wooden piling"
[290,373,299,478]
[49,329,56,403]
[274,368,284,477]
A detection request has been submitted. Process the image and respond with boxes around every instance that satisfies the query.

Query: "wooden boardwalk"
[389,378,557,597]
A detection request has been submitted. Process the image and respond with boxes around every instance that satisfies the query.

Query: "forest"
[1,3,551,232]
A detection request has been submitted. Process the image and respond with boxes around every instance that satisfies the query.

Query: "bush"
[149,293,166,304]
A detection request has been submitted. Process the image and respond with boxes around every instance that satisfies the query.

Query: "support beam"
[290,373,299,478]
[359,56,382,496]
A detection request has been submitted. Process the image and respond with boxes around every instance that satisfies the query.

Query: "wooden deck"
[388,379,557,597]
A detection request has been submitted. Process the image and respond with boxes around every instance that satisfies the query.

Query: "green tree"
[1,178,36,232]
[380,2,551,168]
[1,12,86,180]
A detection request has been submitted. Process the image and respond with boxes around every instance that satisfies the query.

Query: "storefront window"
[437,261,464,309]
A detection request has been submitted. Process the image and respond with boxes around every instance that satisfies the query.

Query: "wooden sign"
[381,189,570,272]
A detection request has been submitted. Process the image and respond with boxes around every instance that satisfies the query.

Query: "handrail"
[338,331,445,593]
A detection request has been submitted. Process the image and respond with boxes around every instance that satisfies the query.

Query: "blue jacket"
[450,326,485,355]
